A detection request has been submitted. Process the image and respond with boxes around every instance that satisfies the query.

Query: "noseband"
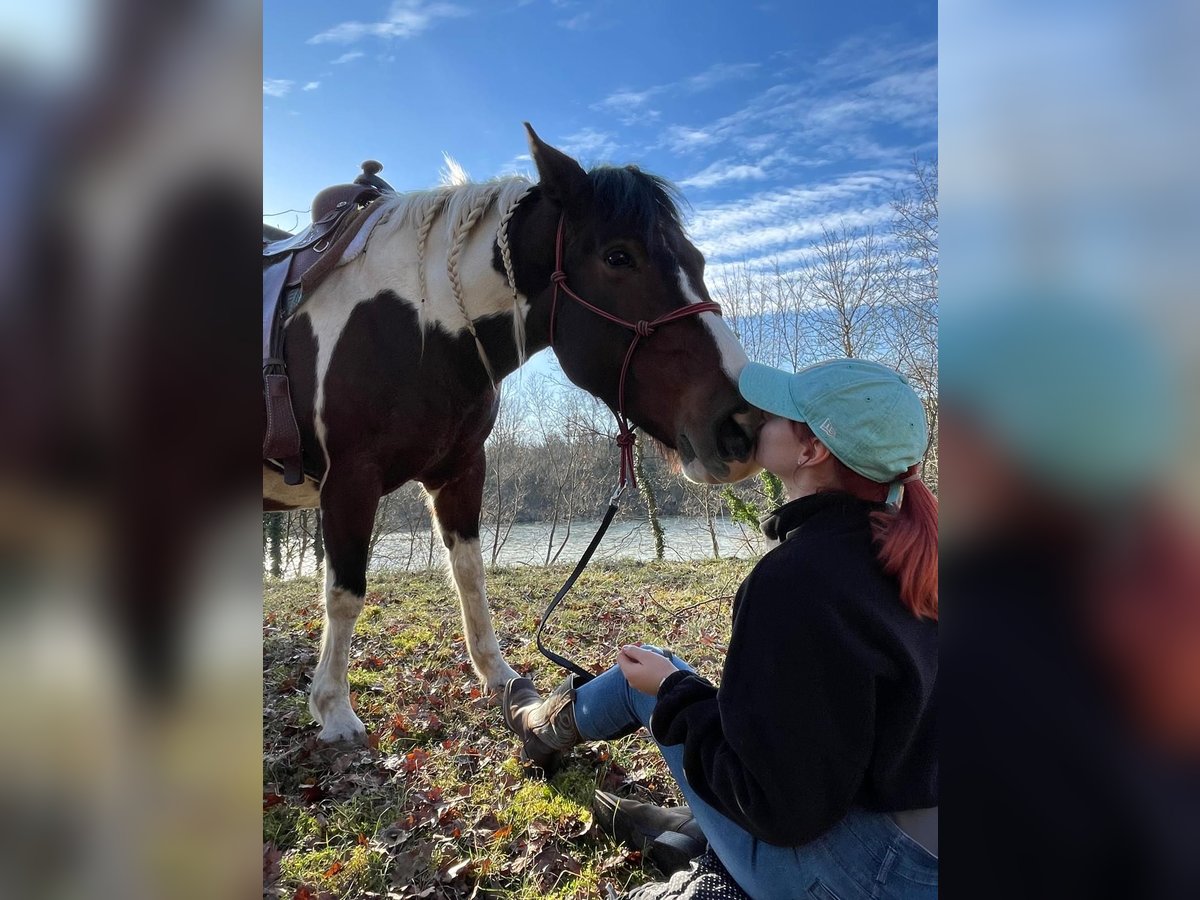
[547,213,722,491]
[536,213,722,684]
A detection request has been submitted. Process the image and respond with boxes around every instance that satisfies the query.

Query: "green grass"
[263,557,749,899]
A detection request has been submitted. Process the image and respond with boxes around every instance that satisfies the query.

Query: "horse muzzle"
[678,405,763,484]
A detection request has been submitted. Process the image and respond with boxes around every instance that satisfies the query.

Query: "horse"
[263,124,761,743]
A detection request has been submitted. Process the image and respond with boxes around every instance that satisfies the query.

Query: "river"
[369,514,764,572]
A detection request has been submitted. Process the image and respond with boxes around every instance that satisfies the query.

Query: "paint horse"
[263,125,760,743]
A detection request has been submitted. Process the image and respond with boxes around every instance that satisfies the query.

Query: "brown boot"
[593,790,707,875]
[501,676,581,772]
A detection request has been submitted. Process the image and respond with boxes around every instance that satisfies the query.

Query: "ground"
[263,557,752,900]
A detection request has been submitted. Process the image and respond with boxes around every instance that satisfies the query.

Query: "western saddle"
[263,160,395,484]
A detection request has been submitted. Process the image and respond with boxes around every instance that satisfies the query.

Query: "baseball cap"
[738,358,929,484]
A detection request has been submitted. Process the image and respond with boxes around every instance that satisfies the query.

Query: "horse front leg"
[309,467,380,743]
[427,453,520,692]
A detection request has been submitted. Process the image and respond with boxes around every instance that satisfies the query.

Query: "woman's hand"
[617,645,680,696]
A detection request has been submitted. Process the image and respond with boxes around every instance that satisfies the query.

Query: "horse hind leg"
[309,470,379,743]
[427,458,520,692]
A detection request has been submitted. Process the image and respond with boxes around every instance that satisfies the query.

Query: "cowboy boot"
[593,790,707,875]
[502,676,581,772]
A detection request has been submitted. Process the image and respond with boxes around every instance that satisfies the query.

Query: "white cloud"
[663,125,720,154]
[309,1,466,45]
[648,33,936,164]
[684,62,760,92]
[679,159,770,189]
[592,88,661,125]
[302,81,320,91]
[558,11,593,30]
[687,171,906,262]
[815,34,937,85]
[555,128,619,162]
[263,78,293,98]
[592,61,759,127]
[495,152,533,178]
[332,50,364,64]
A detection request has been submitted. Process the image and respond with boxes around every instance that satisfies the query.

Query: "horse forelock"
[585,166,688,253]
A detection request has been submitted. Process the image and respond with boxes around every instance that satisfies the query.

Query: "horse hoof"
[315,711,367,745]
[484,666,522,695]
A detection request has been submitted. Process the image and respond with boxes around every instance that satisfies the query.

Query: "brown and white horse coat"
[264,126,758,742]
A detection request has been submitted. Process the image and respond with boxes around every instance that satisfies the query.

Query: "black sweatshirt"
[650,491,938,847]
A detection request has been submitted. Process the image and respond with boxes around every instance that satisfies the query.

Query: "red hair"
[794,423,938,620]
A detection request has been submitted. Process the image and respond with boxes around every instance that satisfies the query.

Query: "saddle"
[263,161,395,484]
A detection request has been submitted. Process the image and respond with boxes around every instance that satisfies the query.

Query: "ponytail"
[871,468,938,621]
[791,423,939,620]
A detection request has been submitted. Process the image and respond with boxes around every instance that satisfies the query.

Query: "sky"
[263,0,937,277]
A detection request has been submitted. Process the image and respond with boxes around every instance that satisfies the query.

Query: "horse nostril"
[715,414,752,462]
[677,432,697,463]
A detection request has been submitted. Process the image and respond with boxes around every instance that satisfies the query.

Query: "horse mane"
[373,176,535,372]
[363,165,685,376]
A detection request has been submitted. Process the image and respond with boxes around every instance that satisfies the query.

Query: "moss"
[279,844,389,896]
[347,668,384,692]
[390,625,439,655]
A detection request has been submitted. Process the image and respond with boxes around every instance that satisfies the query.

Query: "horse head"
[523,124,762,484]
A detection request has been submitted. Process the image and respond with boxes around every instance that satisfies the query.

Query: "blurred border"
[942,1,1200,897]
[1,1,261,897]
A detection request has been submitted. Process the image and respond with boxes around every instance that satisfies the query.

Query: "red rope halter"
[547,214,722,490]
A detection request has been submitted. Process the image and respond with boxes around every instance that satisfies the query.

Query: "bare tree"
[483,386,529,568]
[634,434,665,561]
[885,157,939,483]
[808,225,889,360]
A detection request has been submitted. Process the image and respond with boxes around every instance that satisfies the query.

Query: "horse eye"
[605,249,634,268]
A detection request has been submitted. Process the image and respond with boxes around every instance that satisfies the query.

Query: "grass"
[263,557,750,899]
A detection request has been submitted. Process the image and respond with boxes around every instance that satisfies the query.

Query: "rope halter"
[546,213,722,490]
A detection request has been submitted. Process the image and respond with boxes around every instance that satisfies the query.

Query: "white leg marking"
[445,537,519,690]
[677,268,749,380]
[309,565,367,742]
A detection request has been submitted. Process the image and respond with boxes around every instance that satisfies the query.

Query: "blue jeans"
[574,648,938,899]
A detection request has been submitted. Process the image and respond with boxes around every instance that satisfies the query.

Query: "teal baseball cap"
[738,358,929,484]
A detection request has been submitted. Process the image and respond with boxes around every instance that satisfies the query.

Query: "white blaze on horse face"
[309,565,367,743]
[676,267,749,381]
[676,266,751,483]
[444,537,519,690]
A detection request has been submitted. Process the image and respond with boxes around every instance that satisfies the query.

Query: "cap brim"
[738,362,804,421]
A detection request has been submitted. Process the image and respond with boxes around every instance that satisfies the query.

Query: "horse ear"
[524,122,589,210]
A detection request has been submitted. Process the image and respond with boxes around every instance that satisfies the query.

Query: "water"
[369,514,764,572]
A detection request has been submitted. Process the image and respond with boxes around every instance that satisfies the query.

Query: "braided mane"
[373,175,535,380]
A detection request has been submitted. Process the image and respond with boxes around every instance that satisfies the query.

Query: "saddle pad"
[274,202,391,321]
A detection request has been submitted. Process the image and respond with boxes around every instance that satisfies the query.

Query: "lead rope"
[536,213,722,681]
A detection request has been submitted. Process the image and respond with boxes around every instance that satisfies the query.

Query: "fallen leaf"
[392,840,435,885]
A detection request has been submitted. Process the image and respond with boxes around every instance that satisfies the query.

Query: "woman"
[504,358,939,899]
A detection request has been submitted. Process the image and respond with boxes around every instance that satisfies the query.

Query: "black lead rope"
[534,482,627,685]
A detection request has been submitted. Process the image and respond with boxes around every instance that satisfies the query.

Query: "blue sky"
[264,0,936,275]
